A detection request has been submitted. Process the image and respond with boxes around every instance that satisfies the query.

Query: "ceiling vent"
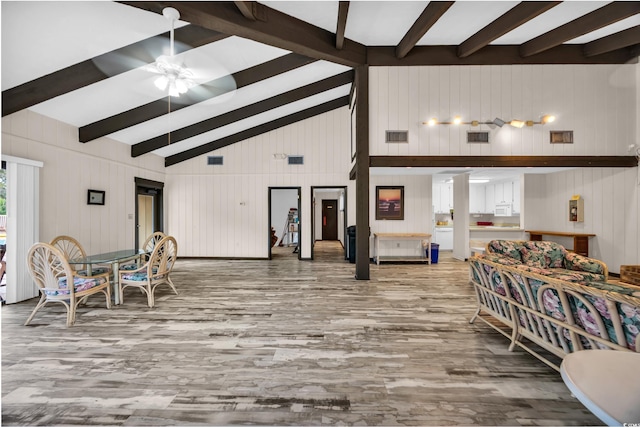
[207,156,223,165]
[385,130,409,143]
[467,131,489,143]
[288,155,304,165]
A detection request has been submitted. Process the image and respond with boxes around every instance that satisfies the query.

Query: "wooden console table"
[526,230,595,257]
[373,233,432,265]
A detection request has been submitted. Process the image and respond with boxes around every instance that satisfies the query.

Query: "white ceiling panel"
[1,1,188,89]
[493,1,610,44]
[345,1,429,46]
[154,84,351,157]
[419,2,518,45]
[111,60,350,144]
[260,1,340,33]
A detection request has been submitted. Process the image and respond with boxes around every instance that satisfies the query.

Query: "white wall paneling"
[369,174,432,258]
[165,107,353,259]
[522,168,639,274]
[2,110,165,256]
[370,65,637,157]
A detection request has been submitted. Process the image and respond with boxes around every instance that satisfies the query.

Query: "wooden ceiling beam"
[336,1,349,50]
[396,1,454,59]
[368,44,639,66]
[457,1,560,58]
[165,96,350,166]
[584,26,640,57]
[1,25,227,117]
[369,156,638,168]
[119,1,367,67]
[520,2,640,57]
[79,53,316,143]
[132,70,353,157]
[234,1,256,20]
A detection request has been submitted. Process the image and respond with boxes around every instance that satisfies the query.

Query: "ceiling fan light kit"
[144,7,195,98]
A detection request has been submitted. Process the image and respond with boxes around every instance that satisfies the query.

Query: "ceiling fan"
[142,7,195,97]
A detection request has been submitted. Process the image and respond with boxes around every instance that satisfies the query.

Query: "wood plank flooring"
[1,242,601,426]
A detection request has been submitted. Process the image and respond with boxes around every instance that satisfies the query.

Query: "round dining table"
[560,350,640,426]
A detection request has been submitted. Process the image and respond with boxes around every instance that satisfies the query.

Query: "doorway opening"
[135,178,164,250]
[268,187,301,260]
[311,186,347,261]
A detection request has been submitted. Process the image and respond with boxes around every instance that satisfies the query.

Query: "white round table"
[560,350,640,426]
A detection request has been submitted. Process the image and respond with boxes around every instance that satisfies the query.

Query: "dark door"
[322,200,338,240]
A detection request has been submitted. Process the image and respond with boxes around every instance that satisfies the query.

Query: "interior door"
[322,199,338,240]
[137,194,154,248]
[135,178,164,250]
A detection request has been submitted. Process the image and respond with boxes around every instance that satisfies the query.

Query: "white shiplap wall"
[369,174,432,258]
[1,110,166,255]
[370,64,639,274]
[369,65,637,156]
[523,168,639,274]
[164,107,353,259]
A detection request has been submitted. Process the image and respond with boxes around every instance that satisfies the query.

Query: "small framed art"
[87,189,105,205]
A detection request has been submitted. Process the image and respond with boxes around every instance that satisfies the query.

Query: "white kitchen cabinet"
[433,183,453,213]
[512,179,521,213]
[504,181,513,205]
[469,184,485,213]
[485,185,495,213]
[443,184,452,212]
[433,184,442,213]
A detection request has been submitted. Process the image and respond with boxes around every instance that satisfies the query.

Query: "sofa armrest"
[564,252,608,278]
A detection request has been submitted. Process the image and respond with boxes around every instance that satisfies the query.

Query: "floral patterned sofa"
[469,241,639,371]
[481,240,608,284]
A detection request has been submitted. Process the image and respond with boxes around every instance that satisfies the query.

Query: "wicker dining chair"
[119,231,166,272]
[50,235,111,275]
[143,231,166,254]
[118,235,178,307]
[25,242,111,327]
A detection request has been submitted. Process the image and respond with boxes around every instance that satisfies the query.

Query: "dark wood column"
[355,65,370,280]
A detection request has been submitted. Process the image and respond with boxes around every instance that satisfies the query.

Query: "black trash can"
[429,243,440,264]
[347,225,356,263]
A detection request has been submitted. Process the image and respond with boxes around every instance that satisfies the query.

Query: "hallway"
[1,252,599,425]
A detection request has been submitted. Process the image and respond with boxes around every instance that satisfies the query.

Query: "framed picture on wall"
[87,189,105,205]
[376,186,404,220]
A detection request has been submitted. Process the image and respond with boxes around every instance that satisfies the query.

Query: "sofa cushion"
[486,240,524,262]
[478,253,523,266]
[564,251,605,275]
[522,241,566,269]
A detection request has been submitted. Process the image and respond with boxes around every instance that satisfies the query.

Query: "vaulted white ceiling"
[2,1,638,167]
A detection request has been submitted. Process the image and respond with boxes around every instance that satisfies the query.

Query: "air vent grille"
[385,130,408,143]
[288,155,304,165]
[467,131,489,143]
[207,156,223,165]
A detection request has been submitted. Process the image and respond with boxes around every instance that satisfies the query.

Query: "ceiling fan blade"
[92,36,193,77]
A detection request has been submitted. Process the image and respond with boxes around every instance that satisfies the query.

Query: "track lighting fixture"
[423,114,556,128]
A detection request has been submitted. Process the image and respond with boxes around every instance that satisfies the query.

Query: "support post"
[355,65,370,280]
